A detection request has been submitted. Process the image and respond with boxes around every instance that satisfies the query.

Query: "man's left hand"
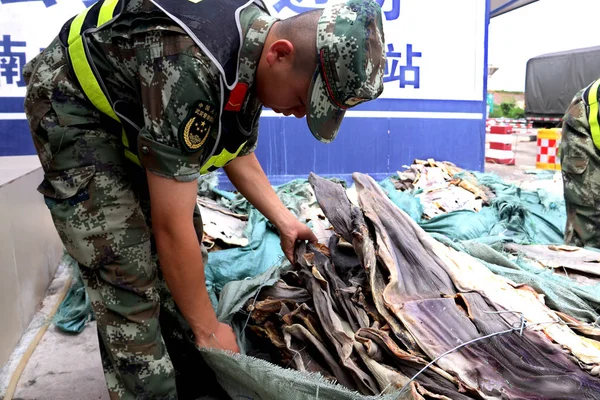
[277,217,318,263]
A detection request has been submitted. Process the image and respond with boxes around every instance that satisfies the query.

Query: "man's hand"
[195,322,240,353]
[277,217,318,263]
[224,153,320,263]
[146,170,240,353]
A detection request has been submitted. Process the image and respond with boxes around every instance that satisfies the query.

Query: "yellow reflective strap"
[68,6,91,45]
[69,37,119,122]
[97,0,119,26]
[121,129,141,167]
[588,79,600,150]
[67,0,121,123]
[67,0,142,166]
[125,148,141,166]
[121,127,130,148]
[200,141,247,175]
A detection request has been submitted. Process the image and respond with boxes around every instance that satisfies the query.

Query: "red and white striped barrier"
[485,125,516,165]
[527,116,562,122]
[486,118,531,130]
[486,118,537,139]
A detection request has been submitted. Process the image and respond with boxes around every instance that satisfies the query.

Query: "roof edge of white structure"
[490,0,538,18]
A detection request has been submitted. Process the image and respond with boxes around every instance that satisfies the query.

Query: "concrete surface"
[12,323,108,400]
[0,260,109,400]
[484,138,564,197]
[0,156,42,187]
[0,156,64,369]
[0,139,564,400]
[485,137,538,180]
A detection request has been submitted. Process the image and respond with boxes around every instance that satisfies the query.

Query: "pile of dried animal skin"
[243,172,600,400]
[197,197,250,251]
[390,159,491,219]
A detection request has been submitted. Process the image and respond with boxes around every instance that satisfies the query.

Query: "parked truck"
[525,45,600,128]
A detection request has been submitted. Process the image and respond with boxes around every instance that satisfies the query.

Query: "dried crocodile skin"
[258,280,312,303]
[308,173,421,353]
[311,248,369,331]
[283,323,357,390]
[296,243,379,395]
[399,293,600,399]
[248,298,299,325]
[282,303,326,344]
[328,235,368,288]
[355,328,475,400]
[351,172,456,307]
[247,173,600,399]
[352,172,600,371]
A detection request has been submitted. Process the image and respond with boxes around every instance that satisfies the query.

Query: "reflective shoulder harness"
[586,78,600,150]
[60,0,262,173]
[60,0,141,166]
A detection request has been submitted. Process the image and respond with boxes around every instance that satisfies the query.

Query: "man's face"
[258,68,312,118]
[256,38,314,119]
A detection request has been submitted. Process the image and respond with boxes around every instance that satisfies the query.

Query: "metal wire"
[285,345,308,368]
[379,383,392,396]
[240,256,290,332]
[241,280,267,332]
[393,314,599,399]
[235,269,600,399]
[483,310,527,336]
[394,324,520,398]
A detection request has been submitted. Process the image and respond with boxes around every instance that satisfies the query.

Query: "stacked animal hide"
[243,173,600,399]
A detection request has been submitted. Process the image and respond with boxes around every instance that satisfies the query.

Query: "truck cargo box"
[525,46,600,124]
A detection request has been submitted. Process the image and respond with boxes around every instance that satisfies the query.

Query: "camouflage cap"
[307,0,386,143]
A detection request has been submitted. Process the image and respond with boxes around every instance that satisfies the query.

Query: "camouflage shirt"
[560,83,600,247]
[87,0,276,181]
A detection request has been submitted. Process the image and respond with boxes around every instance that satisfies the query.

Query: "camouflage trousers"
[560,100,600,249]
[23,38,228,400]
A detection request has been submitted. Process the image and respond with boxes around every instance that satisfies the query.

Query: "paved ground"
[485,138,564,197]
[0,138,563,400]
[486,137,539,179]
[10,323,108,400]
[0,262,109,400]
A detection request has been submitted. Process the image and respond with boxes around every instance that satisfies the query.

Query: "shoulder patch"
[179,100,217,153]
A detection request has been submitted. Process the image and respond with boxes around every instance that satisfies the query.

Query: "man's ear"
[265,39,295,67]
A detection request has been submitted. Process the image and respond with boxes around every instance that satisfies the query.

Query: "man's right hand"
[195,322,240,354]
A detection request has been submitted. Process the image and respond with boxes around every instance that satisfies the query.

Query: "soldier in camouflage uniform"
[22,0,385,398]
[560,80,600,249]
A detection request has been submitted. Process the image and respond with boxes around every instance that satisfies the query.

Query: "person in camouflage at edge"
[560,79,600,249]
[22,0,386,397]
